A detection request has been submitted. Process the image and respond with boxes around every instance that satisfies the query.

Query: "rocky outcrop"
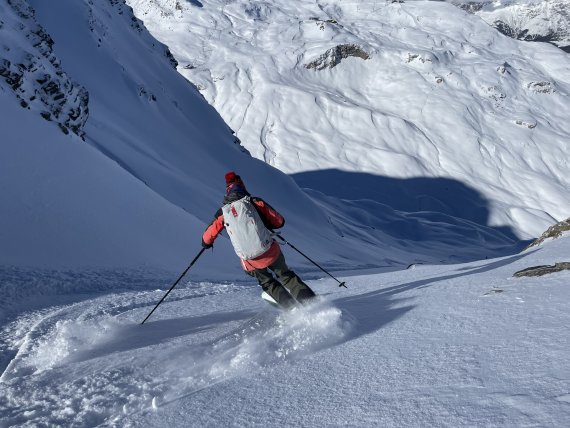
[0,0,89,138]
[513,262,570,277]
[527,81,554,94]
[456,2,490,14]
[512,218,570,278]
[527,218,570,248]
[305,44,370,70]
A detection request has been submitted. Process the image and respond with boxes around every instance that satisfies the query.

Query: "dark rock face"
[1,0,89,138]
[305,44,370,70]
[493,20,520,39]
[493,19,567,48]
[456,1,490,13]
[1,0,179,139]
[514,262,570,277]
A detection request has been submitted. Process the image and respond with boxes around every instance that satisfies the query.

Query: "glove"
[201,239,213,249]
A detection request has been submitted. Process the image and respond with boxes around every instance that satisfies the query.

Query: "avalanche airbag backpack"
[222,196,273,259]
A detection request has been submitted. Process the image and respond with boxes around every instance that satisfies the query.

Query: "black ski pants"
[246,252,316,308]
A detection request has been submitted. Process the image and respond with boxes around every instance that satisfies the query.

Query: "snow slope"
[1,1,569,425]
[456,0,570,51]
[1,0,526,291]
[0,91,199,271]
[128,0,570,238]
[2,232,569,426]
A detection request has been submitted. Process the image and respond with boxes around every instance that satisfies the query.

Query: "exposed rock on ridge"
[305,44,370,70]
[0,0,89,137]
[527,217,570,248]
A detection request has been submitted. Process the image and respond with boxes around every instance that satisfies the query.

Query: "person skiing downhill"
[202,171,317,308]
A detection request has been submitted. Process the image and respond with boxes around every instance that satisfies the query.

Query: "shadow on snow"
[292,169,530,260]
[333,251,533,345]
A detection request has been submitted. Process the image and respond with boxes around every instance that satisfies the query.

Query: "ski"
[261,291,280,308]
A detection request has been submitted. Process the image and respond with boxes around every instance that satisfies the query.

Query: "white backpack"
[222,196,273,259]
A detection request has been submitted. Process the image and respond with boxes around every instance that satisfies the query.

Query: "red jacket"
[203,196,285,271]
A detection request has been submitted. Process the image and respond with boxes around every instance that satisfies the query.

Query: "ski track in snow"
[1,236,570,426]
[0,282,351,427]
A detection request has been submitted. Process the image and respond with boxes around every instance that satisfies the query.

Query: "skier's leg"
[269,253,316,303]
[246,268,295,308]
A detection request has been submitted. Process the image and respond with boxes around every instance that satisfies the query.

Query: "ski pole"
[273,233,347,288]
[140,248,206,325]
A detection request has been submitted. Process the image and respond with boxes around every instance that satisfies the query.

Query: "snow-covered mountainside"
[0,0,198,272]
[1,0,528,285]
[455,0,570,52]
[127,0,570,239]
[2,1,570,426]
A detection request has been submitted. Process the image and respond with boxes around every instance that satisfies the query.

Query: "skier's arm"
[252,198,285,229]
[202,209,224,247]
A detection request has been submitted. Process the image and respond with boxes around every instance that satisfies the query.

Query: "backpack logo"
[231,206,238,217]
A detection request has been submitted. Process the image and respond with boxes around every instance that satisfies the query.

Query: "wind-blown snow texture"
[128,0,570,238]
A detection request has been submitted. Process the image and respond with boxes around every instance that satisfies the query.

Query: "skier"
[202,171,317,308]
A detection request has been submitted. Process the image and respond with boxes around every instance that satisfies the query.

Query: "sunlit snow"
[1,0,569,426]
[128,0,570,238]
